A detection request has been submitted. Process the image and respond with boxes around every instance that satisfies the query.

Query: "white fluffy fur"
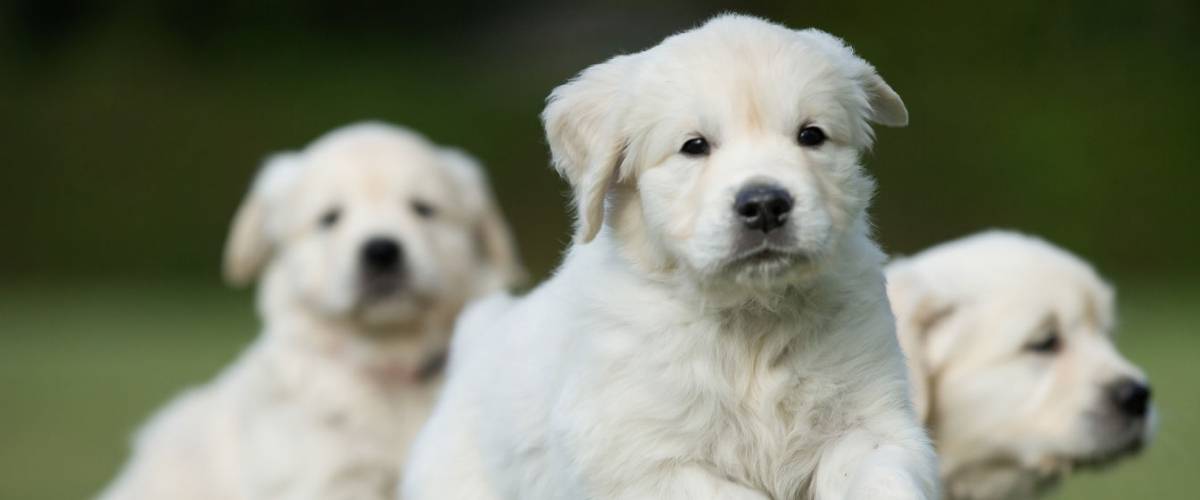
[404,15,937,500]
[887,231,1154,500]
[99,122,523,500]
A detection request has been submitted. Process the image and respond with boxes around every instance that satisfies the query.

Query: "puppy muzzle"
[359,236,408,300]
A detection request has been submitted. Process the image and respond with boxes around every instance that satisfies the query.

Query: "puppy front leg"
[814,429,939,500]
[612,465,770,500]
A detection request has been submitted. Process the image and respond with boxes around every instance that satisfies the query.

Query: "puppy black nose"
[1108,378,1152,418]
[734,184,793,233]
[362,237,403,272]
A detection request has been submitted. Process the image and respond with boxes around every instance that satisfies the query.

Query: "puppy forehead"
[921,233,1115,328]
[637,22,858,133]
[658,16,843,66]
[956,274,1108,348]
[994,258,1115,335]
[302,136,452,201]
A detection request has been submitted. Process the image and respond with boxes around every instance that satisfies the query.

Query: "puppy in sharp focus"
[98,122,523,500]
[887,231,1154,500]
[404,15,937,500]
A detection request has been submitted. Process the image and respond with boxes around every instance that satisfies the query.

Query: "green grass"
[1,281,1195,499]
[0,283,257,499]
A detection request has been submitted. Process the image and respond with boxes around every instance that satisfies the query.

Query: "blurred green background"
[1,1,1196,498]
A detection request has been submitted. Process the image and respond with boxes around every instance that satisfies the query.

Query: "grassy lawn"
[1,280,1195,499]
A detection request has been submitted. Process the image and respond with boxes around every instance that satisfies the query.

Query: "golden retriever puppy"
[98,122,523,500]
[887,231,1154,500]
[403,15,937,500]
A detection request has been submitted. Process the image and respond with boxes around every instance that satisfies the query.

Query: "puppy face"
[889,232,1153,481]
[544,15,907,289]
[224,122,522,329]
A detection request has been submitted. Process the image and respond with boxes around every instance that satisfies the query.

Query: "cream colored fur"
[887,231,1154,500]
[404,15,936,500]
[98,122,523,500]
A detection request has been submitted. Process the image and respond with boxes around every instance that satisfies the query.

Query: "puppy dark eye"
[797,126,827,147]
[680,137,710,156]
[319,207,341,229]
[412,200,436,218]
[1026,331,1061,354]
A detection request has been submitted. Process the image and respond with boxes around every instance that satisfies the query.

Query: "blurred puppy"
[887,231,1154,500]
[99,122,523,500]
[404,15,937,500]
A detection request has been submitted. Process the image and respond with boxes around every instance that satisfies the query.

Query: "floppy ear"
[886,261,953,423]
[859,69,908,127]
[799,29,908,128]
[222,154,301,287]
[542,54,638,243]
[439,148,526,290]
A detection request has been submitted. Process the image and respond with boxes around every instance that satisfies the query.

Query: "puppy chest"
[588,348,857,495]
[701,372,853,492]
[577,304,893,494]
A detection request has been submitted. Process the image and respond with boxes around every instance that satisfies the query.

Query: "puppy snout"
[734,184,793,234]
[1107,377,1152,418]
[362,237,404,273]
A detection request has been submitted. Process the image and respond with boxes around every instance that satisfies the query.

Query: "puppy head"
[888,231,1153,484]
[543,15,906,290]
[224,122,523,329]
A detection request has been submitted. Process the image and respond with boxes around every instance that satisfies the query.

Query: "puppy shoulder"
[126,385,220,463]
[449,292,519,358]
